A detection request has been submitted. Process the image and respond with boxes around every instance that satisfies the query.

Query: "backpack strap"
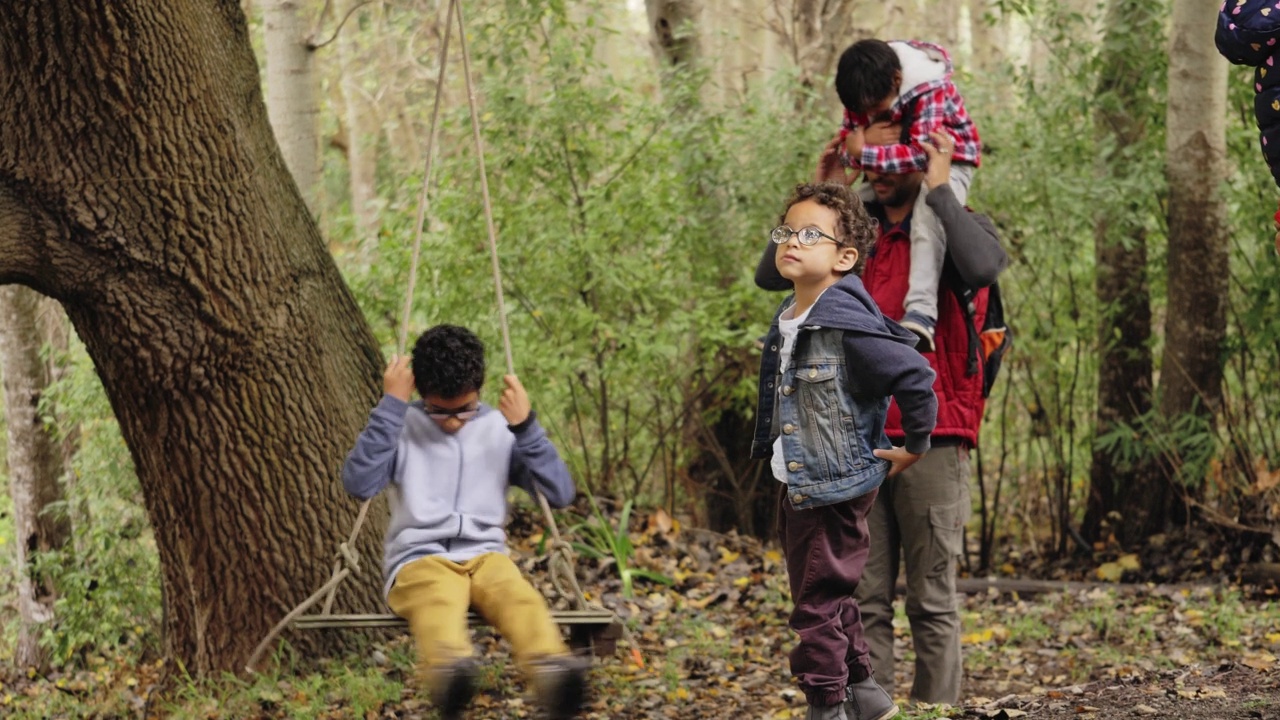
[949,280,981,377]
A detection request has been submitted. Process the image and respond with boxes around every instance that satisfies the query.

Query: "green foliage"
[4,337,162,669]
[336,0,827,508]
[158,662,403,719]
[570,492,672,597]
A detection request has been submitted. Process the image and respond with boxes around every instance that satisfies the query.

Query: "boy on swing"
[342,324,589,720]
[752,183,938,720]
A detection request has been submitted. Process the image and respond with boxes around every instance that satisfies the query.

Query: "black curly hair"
[411,324,486,399]
[835,39,900,115]
[779,182,878,276]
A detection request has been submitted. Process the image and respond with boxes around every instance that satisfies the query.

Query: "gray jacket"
[342,395,575,597]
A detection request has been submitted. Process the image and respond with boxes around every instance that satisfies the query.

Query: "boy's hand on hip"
[873,446,923,476]
[499,374,531,426]
[384,355,415,402]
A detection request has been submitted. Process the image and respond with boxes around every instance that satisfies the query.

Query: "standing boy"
[833,38,981,350]
[342,324,588,720]
[752,183,938,720]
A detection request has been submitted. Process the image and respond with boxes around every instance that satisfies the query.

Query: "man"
[755,129,1008,705]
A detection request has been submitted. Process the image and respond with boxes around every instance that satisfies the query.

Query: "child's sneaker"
[843,677,899,720]
[805,702,850,720]
[428,657,478,720]
[899,310,936,353]
[530,654,590,719]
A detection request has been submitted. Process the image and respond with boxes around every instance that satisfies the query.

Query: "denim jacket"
[750,274,938,509]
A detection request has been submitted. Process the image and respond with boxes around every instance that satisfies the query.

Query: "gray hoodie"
[342,395,575,598]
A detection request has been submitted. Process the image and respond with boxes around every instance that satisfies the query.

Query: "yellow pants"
[387,552,570,675]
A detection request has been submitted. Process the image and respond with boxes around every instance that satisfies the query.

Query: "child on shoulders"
[833,38,982,350]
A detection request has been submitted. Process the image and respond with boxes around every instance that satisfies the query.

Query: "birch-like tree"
[264,0,324,214]
[0,285,71,669]
[1159,0,1229,511]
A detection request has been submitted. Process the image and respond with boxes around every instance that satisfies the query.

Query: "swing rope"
[247,0,601,672]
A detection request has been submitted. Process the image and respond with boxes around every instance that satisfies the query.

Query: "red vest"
[861,224,988,446]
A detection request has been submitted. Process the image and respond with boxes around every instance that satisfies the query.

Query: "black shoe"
[429,658,478,720]
[531,654,590,719]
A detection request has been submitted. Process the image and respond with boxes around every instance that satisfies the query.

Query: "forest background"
[1,0,1279,714]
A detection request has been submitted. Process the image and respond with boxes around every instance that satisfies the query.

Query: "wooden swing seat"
[292,609,623,656]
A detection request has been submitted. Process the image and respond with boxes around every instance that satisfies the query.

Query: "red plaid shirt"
[840,80,981,175]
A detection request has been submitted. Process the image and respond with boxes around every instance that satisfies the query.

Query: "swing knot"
[337,542,362,575]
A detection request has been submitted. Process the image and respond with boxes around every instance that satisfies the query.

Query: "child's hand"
[873,446,923,476]
[863,121,900,148]
[920,130,957,190]
[384,354,415,402]
[815,135,849,184]
[499,374,531,426]
[843,126,865,158]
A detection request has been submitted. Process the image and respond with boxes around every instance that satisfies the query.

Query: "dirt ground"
[960,662,1280,719]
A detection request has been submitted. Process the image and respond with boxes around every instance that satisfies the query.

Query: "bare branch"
[307,0,375,50]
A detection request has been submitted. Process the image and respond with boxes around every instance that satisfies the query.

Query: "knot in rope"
[337,542,362,575]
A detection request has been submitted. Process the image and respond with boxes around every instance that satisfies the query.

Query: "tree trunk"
[0,1,386,675]
[265,0,323,215]
[1082,0,1162,546]
[0,284,72,670]
[337,2,380,246]
[968,0,1004,75]
[1159,0,1229,487]
[646,0,702,68]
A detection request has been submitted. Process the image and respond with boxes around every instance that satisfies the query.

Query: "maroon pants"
[777,486,879,707]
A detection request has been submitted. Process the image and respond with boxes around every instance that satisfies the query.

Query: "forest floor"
[5,506,1280,719]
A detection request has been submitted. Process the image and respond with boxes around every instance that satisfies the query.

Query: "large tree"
[1082,0,1163,544]
[0,1,386,674]
[1159,0,1230,506]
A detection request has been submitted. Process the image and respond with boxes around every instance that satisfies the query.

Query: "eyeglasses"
[771,225,839,247]
[426,403,480,422]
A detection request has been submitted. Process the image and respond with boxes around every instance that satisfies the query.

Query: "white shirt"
[771,298,817,483]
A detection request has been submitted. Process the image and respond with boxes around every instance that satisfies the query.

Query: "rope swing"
[246,0,617,671]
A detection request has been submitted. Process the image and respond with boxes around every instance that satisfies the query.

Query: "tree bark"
[0,0,386,674]
[1160,0,1229,466]
[0,284,72,670]
[762,0,869,113]
[968,0,1004,75]
[337,1,380,245]
[646,0,701,68]
[1082,0,1162,546]
[265,0,323,215]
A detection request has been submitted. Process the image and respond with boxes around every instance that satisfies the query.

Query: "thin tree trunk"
[1159,0,1229,470]
[1083,0,1162,546]
[0,284,71,670]
[265,0,323,215]
[338,3,380,246]
[968,0,1004,74]
[1,1,386,674]
[646,0,701,68]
